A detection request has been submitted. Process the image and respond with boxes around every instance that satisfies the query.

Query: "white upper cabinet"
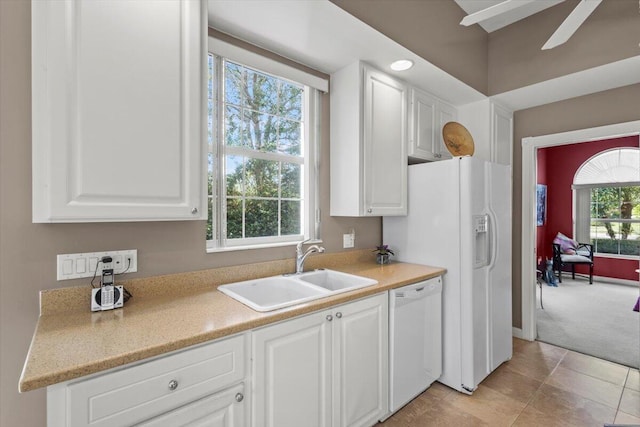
[491,102,513,166]
[330,62,408,217]
[435,101,457,160]
[457,99,513,165]
[32,0,206,222]
[408,88,457,162]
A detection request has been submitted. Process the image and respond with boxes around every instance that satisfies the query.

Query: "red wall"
[536,147,548,268]
[536,135,639,281]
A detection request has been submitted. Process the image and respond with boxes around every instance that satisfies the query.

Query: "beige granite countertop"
[19,251,445,392]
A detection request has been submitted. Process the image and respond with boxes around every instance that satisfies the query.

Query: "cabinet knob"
[168,380,179,391]
[367,208,373,214]
[235,392,244,402]
[191,207,199,215]
[335,312,342,319]
[326,314,333,322]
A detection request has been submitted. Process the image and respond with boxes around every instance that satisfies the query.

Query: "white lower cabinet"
[47,334,247,427]
[46,294,392,427]
[252,294,389,427]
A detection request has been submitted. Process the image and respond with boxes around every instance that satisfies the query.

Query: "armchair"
[552,242,594,284]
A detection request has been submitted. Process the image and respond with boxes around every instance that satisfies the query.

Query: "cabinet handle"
[168,380,179,391]
[191,207,199,215]
[335,312,342,319]
[235,392,244,402]
[326,314,333,321]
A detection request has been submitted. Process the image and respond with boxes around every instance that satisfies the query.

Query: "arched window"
[573,148,640,257]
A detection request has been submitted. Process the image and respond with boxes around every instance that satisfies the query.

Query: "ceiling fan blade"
[460,0,538,26]
[542,0,602,50]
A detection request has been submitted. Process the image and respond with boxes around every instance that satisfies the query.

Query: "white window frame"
[206,38,325,252]
[572,148,640,258]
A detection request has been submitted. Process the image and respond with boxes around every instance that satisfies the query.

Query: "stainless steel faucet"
[295,239,325,274]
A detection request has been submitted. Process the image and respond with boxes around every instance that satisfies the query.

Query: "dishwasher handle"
[395,287,426,300]
[394,279,442,300]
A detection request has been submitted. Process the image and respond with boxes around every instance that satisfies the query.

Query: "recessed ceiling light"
[390,60,414,71]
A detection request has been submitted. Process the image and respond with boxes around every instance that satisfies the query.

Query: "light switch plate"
[57,249,137,281]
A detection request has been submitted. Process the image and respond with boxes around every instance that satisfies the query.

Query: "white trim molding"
[512,327,525,340]
[209,37,329,93]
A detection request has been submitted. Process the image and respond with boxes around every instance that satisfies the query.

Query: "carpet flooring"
[536,276,640,368]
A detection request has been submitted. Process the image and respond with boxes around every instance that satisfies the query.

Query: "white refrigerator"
[383,156,512,394]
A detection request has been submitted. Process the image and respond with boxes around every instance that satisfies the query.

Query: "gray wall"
[488,0,640,95]
[330,0,489,94]
[0,3,380,425]
[331,0,639,97]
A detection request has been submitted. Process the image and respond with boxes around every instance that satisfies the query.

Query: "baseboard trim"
[512,327,524,339]
[569,273,639,287]
[592,275,639,287]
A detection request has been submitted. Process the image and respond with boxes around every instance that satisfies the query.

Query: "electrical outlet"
[343,231,355,248]
[57,249,137,281]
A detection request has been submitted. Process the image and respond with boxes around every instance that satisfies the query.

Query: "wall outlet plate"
[57,249,137,281]
[343,233,355,248]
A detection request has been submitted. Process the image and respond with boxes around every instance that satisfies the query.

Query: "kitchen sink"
[297,269,378,292]
[218,270,378,312]
[218,276,330,312]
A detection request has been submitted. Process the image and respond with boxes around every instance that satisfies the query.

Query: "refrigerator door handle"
[486,210,498,269]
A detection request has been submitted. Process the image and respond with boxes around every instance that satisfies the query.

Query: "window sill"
[206,239,323,254]
[594,253,640,260]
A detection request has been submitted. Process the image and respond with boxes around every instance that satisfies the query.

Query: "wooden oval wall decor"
[442,121,475,157]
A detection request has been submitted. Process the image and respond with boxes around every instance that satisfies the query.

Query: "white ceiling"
[208,0,640,111]
[453,0,565,32]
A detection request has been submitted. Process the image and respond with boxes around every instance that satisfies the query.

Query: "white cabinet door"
[408,88,457,162]
[252,311,332,427]
[32,0,206,222]
[362,67,408,216]
[332,293,388,427]
[330,61,407,217]
[491,103,513,166]
[408,89,437,160]
[138,383,246,427]
[435,101,457,160]
[252,294,388,427]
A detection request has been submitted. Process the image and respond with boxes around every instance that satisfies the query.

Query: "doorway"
[520,120,640,343]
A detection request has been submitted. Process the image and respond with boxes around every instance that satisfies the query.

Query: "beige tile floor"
[379,338,640,426]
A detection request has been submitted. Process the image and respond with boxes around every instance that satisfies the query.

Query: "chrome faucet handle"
[296,238,311,253]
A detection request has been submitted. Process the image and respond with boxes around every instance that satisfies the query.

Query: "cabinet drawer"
[64,334,245,427]
[138,383,245,427]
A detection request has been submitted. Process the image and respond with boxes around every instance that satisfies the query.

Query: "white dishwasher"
[388,276,443,414]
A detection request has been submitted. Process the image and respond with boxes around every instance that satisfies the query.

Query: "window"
[573,148,640,257]
[589,186,640,255]
[207,41,323,251]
